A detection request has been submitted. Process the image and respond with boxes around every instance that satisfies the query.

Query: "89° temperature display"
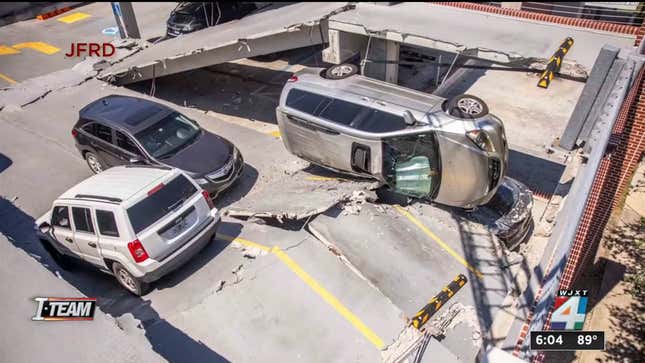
[530,331,605,351]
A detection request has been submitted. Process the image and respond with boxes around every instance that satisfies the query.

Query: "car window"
[353,109,407,133]
[383,133,441,199]
[84,123,113,143]
[96,210,119,237]
[51,206,71,229]
[115,131,141,155]
[135,112,201,159]
[285,89,331,116]
[72,207,95,234]
[318,98,367,126]
[127,174,198,234]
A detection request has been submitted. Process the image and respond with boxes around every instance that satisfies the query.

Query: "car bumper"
[140,210,221,283]
[199,153,245,198]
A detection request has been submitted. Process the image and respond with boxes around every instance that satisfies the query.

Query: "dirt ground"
[545,164,645,363]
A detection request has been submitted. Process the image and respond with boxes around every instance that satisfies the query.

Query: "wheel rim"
[330,65,354,77]
[87,154,103,173]
[117,268,137,292]
[456,98,483,115]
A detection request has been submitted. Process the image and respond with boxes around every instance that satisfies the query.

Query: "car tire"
[325,63,359,80]
[84,152,105,174]
[112,262,150,296]
[39,239,74,270]
[446,94,489,119]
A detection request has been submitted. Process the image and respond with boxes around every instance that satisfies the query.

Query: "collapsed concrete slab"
[225,167,380,222]
[100,2,354,85]
[307,201,517,362]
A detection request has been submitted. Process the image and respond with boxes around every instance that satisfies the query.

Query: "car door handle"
[65,237,73,243]
[87,242,97,248]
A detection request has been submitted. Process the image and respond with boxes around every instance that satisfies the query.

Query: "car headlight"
[466,130,495,152]
[195,178,208,185]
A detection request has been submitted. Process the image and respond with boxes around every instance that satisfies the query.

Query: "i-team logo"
[32,297,96,321]
[551,289,589,330]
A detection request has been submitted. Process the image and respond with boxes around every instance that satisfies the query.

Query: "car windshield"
[127,174,197,234]
[383,133,441,199]
[135,112,201,158]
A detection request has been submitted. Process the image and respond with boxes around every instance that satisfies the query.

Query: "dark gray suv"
[73,95,244,198]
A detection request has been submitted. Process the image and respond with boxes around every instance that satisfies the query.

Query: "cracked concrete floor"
[0,77,407,362]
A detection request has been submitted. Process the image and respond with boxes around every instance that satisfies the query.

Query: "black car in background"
[166,2,258,37]
[73,95,244,198]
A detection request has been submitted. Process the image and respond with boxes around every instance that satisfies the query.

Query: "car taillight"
[287,75,298,83]
[202,190,214,209]
[147,183,165,196]
[71,129,78,138]
[127,239,149,263]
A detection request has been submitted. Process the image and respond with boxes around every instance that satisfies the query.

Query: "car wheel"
[85,152,105,174]
[325,63,359,80]
[39,239,74,270]
[112,262,150,296]
[446,94,489,119]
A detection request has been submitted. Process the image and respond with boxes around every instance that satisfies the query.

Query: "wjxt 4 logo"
[32,298,96,321]
[551,289,588,330]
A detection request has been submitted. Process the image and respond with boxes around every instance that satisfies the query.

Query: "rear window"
[285,89,330,116]
[127,174,198,234]
[318,98,367,126]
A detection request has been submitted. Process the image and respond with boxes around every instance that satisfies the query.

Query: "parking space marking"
[218,233,271,252]
[305,176,349,182]
[268,130,281,138]
[12,42,60,55]
[393,205,484,279]
[0,73,17,85]
[0,45,20,55]
[216,232,386,349]
[57,12,91,24]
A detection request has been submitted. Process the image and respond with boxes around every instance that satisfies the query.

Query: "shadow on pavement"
[0,196,231,363]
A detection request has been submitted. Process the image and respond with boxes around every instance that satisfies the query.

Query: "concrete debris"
[230,241,268,258]
[440,303,483,348]
[340,190,378,215]
[381,325,425,363]
[215,280,226,293]
[114,313,145,337]
[232,264,244,283]
[226,169,379,222]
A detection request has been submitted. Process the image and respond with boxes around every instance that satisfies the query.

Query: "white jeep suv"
[36,165,221,295]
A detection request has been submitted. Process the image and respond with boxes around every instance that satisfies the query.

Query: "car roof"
[79,95,174,134]
[59,166,177,204]
[291,67,445,115]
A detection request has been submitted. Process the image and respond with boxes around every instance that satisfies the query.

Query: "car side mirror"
[39,222,51,234]
[403,111,417,126]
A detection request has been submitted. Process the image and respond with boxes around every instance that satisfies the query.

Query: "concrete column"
[363,38,400,84]
[111,2,140,39]
[322,29,368,64]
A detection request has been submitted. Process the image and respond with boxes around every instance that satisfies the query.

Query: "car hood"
[160,131,234,176]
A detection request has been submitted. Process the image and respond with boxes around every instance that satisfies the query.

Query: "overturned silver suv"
[276,64,509,209]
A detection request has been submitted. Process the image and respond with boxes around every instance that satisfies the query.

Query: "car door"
[50,205,81,256]
[82,123,124,167]
[114,130,146,166]
[70,206,102,266]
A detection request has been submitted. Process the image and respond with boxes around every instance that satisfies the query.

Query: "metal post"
[111,2,141,39]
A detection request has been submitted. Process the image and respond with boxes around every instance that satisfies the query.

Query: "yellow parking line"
[12,42,60,55]
[272,247,386,349]
[393,205,484,279]
[0,45,20,55]
[57,12,91,24]
[216,232,386,349]
[0,73,17,85]
[268,130,281,138]
[217,233,271,252]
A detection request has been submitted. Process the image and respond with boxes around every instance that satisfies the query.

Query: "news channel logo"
[551,289,588,330]
[32,297,96,321]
